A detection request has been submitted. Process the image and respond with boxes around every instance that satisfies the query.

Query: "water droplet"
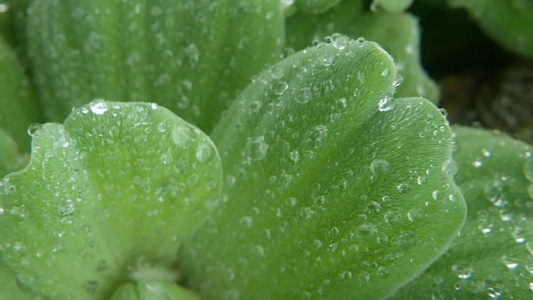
[239,216,253,229]
[381,69,390,76]
[244,136,268,162]
[370,159,390,178]
[321,56,333,66]
[395,182,410,194]
[314,239,323,248]
[57,199,75,224]
[295,87,312,104]
[289,150,299,162]
[442,159,458,176]
[384,210,400,224]
[357,223,377,236]
[27,123,42,136]
[398,231,418,250]
[273,81,288,96]
[183,43,199,67]
[171,126,193,147]
[502,254,519,269]
[286,197,297,206]
[472,161,483,168]
[377,266,390,277]
[378,96,394,112]
[90,100,108,115]
[512,227,526,243]
[196,144,213,162]
[452,261,473,280]
[366,201,381,214]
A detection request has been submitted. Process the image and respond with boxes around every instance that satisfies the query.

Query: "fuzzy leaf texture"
[286,0,439,103]
[0,101,222,299]
[178,38,466,299]
[26,0,283,133]
[392,127,533,299]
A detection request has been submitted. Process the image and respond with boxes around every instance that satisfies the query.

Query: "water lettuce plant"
[0,0,532,299]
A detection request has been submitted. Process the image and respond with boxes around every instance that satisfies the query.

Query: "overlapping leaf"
[450,0,533,59]
[0,101,222,299]
[0,36,41,151]
[27,0,283,132]
[286,0,440,103]
[179,38,466,299]
[392,127,533,299]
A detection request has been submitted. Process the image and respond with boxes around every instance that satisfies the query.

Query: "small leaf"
[450,0,533,59]
[392,126,533,299]
[27,0,283,132]
[0,36,41,151]
[179,38,465,299]
[286,1,440,103]
[0,101,222,299]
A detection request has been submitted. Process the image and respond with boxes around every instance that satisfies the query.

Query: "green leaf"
[391,126,533,299]
[0,128,28,178]
[450,0,533,59]
[295,0,343,14]
[371,0,414,12]
[286,1,440,103]
[27,0,284,132]
[0,36,41,152]
[0,101,222,299]
[0,265,48,300]
[179,38,466,299]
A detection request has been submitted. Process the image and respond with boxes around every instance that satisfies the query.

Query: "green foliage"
[27,0,283,133]
[0,0,532,299]
[0,36,41,151]
[392,126,533,299]
[178,38,465,300]
[0,101,221,299]
[286,0,440,103]
[450,0,533,59]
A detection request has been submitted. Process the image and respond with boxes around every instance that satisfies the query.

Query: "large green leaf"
[0,36,41,152]
[392,126,533,299]
[0,101,222,299]
[27,0,283,132]
[449,0,533,59]
[179,38,466,299]
[286,1,440,103]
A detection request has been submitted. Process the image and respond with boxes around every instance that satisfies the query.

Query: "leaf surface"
[391,126,533,299]
[179,38,466,300]
[0,101,222,299]
[286,1,439,103]
[450,0,533,59]
[0,36,41,151]
[27,0,283,132]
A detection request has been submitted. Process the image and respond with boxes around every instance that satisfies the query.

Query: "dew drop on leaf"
[244,136,269,162]
[384,210,401,224]
[370,159,390,178]
[196,144,213,162]
[378,96,394,112]
[89,100,108,115]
